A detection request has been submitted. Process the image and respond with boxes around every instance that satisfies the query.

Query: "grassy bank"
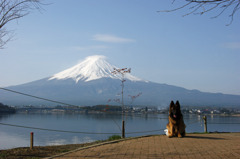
[0,135,122,159]
[0,142,98,159]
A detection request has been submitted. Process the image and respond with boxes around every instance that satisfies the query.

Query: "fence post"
[122,120,125,138]
[203,116,207,133]
[30,132,34,149]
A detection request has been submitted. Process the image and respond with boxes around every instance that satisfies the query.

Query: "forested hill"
[0,103,16,114]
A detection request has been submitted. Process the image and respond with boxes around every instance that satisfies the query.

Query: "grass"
[107,135,122,141]
[0,135,123,159]
[0,141,104,159]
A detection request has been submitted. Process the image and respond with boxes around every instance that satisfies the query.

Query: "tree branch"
[159,0,240,25]
[0,0,42,49]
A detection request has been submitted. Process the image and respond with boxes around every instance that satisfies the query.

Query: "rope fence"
[208,123,240,124]
[0,122,120,135]
[1,87,240,148]
[0,117,239,135]
[0,111,239,149]
[0,122,166,135]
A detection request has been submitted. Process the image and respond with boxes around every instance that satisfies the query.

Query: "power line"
[0,87,79,107]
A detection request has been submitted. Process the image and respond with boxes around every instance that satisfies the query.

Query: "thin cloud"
[93,34,136,43]
[222,42,240,49]
[72,45,110,51]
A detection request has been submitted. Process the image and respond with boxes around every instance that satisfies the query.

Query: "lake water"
[0,113,239,150]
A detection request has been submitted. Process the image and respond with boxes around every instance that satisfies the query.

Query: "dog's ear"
[170,101,174,108]
[176,100,180,107]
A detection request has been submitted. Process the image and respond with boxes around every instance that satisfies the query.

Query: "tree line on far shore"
[0,103,16,114]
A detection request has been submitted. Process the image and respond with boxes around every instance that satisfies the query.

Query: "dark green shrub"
[108,135,121,141]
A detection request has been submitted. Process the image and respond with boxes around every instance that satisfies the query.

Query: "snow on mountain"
[49,55,143,82]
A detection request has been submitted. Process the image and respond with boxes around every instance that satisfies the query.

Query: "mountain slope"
[0,55,239,107]
[49,55,143,82]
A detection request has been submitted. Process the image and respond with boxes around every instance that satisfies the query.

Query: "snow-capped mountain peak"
[49,55,143,82]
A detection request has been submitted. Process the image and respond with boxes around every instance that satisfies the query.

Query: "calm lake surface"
[0,113,239,150]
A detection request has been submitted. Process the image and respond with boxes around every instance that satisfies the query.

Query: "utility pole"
[112,68,131,138]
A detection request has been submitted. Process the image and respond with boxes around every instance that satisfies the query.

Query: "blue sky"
[0,0,239,95]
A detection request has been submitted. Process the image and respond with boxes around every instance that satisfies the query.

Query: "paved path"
[48,133,240,159]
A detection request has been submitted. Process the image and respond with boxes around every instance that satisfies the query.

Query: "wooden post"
[203,116,207,133]
[30,132,34,149]
[122,120,125,138]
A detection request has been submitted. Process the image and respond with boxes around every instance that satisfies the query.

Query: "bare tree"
[159,0,240,25]
[111,67,131,138]
[128,92,142,105]
[0,0,42,49]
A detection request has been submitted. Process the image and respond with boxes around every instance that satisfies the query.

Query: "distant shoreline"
[13,109,240,117]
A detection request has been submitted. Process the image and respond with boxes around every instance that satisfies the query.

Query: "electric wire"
[0,87,79,107]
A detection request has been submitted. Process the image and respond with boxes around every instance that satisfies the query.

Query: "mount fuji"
[0,55,240,107]
[49,55,143,83]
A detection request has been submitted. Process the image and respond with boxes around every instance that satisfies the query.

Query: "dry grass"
[0,141,102,159]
